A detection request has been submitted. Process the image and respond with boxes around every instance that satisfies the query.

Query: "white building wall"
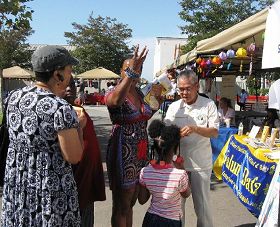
[153,37,187,77]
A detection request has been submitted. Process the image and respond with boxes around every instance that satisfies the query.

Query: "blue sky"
[27,0,186,81]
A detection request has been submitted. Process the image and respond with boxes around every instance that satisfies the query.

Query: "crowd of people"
[1,44,279,227]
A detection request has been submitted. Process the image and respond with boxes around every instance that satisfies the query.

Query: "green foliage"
[0,0,34,69]
[0,112,2,123]
[65,14,133,74]
[178,0,273,53]
[0,28,33,69]
[0,0,33,114]
[0,0,33,31]
[246,71,280,95]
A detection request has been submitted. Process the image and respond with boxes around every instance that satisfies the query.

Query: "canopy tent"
[3,66,34,79]
[154,7,272,107]
[76,67,120,79]
[196,8,268,54]
[169,7,268,69]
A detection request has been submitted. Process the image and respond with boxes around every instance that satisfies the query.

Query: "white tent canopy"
[3,66,34,79]
[165,7,269,70]
[76,67,120,79]
[196,8,268,54]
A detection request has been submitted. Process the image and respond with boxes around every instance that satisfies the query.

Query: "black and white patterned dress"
[1,86,81,226]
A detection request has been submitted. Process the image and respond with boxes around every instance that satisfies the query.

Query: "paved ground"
[0,105,258,227]
[86,106,257,227]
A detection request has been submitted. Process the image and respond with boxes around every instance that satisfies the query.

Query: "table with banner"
[210,127,238,163]
[213,135,279,217]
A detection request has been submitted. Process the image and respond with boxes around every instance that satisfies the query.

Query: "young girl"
[138,120,191,227]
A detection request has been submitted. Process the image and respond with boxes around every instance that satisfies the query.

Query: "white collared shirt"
[218,107,235,125]
[269,79,280,110]
[164,95,219,171]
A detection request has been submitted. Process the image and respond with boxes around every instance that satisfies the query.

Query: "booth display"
[153,2,280,224]
[214,134,279,217]
[210,127,238,163]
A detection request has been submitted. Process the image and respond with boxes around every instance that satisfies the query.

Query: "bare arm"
[180,186,191,198]
[58,128,83,164]
[105,77,134,107]
[106,45,148,107]
[138,184,150,205]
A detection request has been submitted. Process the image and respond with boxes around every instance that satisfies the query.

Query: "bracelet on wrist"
[125,67,141,79]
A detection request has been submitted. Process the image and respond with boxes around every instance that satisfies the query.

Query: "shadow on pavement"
[91,116,111,163]
[235,223,256,227]
[210,172,226,191]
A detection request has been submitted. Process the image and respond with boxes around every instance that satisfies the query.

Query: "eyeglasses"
[176,86,195,94]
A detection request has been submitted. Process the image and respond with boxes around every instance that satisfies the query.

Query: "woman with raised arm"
[105,46,152,227]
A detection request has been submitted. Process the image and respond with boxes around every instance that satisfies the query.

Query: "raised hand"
[128,45,149,75]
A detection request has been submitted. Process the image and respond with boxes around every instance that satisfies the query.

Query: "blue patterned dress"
[105,88,153,189]
[1,86,81,226]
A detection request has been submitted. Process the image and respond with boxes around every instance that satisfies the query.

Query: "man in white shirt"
[164,69,219,227]
[268,79,280,110]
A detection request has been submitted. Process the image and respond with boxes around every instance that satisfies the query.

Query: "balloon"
[247,43,256,55]
[196,57,202,64]
[200,59,207,68]
[211,56,222,65]
[219,51,227,61]
[236,47,247,58]
[226,49,235,58]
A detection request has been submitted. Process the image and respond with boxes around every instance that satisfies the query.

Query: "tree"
[64,14,133,74]
[179,0,274,53]
[0,28,33,69]
[0,0,33,31]
[0,0,33,113]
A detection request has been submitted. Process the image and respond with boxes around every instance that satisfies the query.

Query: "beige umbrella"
[3,66,34,79]
[76,67,120,79]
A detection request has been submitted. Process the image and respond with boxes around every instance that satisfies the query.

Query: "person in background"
[107,81,114,90]
[105,45,152,227]
[262,108,280,133]
[138,120,191,227]
[237,89,248,111]
[84,90,89,104]
[64,76,106,226]
[159,68,177,116]
[101,88,106,96]
[164,69,219,227]
[78,78,86,105]
[218,97,235,126]
[2,45,84,226]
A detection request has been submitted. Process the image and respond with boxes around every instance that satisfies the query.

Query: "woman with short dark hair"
[2,45,84,226]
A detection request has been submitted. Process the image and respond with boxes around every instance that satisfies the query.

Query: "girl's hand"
[128,45,149,75]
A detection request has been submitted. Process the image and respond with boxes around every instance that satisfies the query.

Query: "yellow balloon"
[236,47,247,58]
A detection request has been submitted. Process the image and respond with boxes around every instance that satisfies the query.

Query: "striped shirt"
[139,164,189,221]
